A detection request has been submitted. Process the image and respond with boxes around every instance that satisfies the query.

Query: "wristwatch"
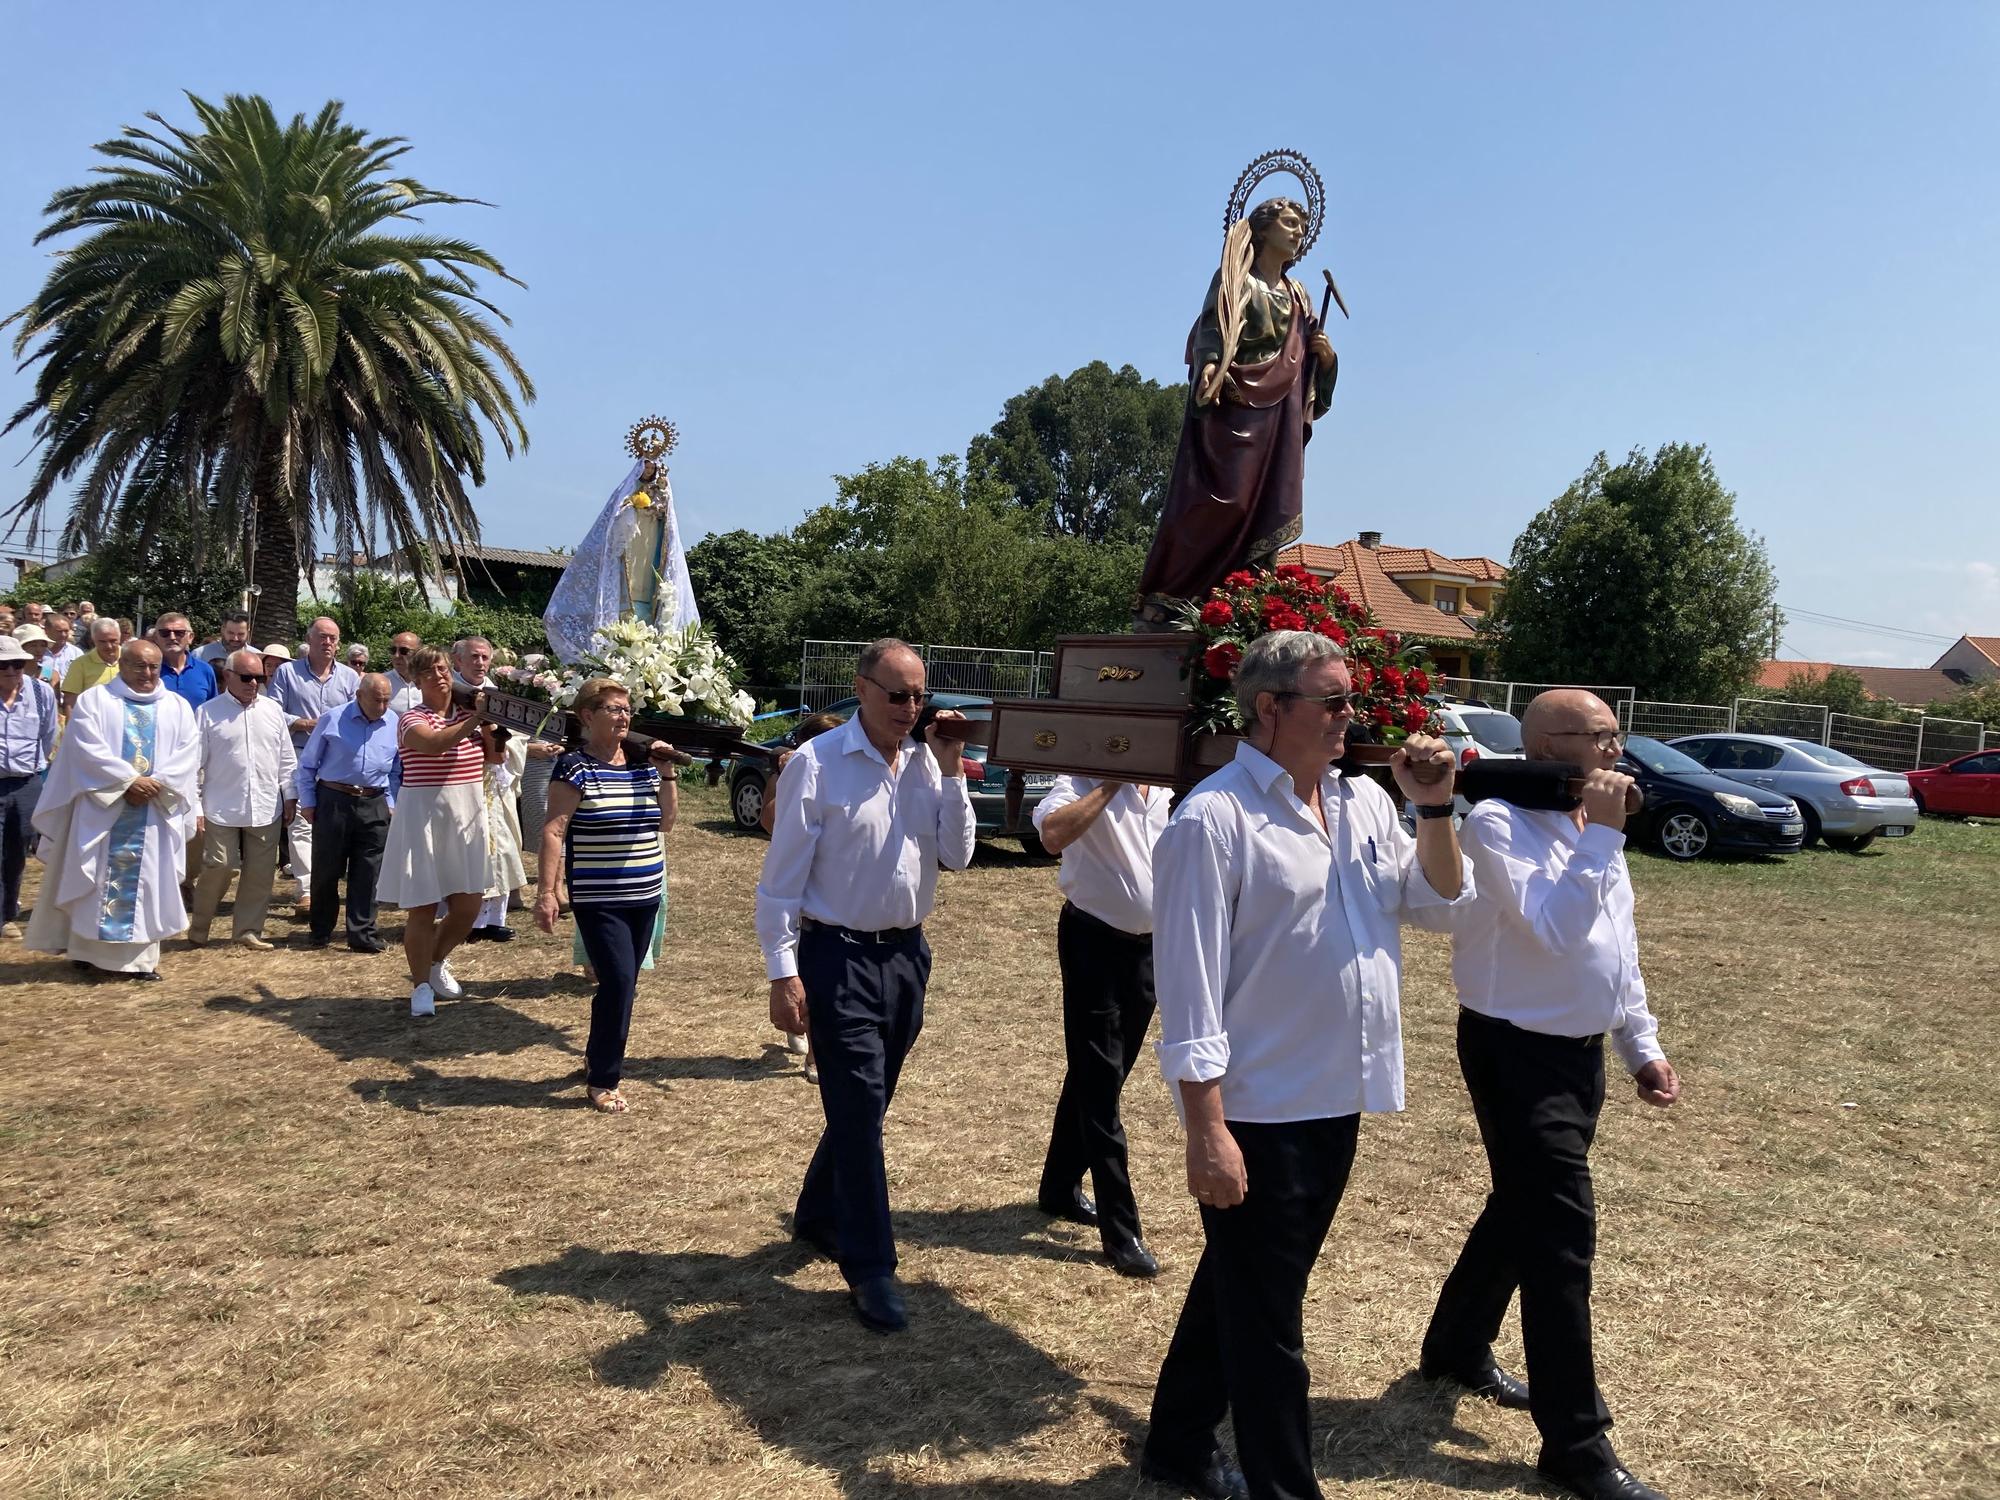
[1414,801,1455,820]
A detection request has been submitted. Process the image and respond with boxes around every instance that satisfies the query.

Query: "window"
[1435,586,1460,614]
[1718,740,1784,771]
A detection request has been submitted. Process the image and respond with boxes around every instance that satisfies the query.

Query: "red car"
[1907,749,2000,818]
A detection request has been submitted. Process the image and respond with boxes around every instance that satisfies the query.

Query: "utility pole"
[1769,604,1781,658]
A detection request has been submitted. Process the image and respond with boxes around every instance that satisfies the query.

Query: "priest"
[26,640,200,980]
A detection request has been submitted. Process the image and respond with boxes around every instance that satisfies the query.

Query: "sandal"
[586,1086,628,1115]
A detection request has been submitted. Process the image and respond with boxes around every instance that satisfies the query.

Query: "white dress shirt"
[1153,743,1473,1123]
[196,694,298,827]
[387,673,424,717]
[1032,775,1170,936]
[755,713,977,981]
[1449,801,1665,1073]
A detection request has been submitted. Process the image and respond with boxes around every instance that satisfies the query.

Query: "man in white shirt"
[41,613,81,685]
[1141,630,1467,1500]
[386,631,426,716]
[755,638,976,1335]
[1417,691,1679,1500]
[190,651,297,949]
[1030,774,1171,1278]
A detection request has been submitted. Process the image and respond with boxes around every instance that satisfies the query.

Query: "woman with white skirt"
[379,645,496,1017]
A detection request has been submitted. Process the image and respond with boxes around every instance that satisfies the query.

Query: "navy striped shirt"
[555,751,664,905]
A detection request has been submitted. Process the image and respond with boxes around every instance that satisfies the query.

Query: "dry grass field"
[2,785,1994,1500]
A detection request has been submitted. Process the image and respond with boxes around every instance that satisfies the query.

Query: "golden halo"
[1224,148,1326,259]
[625,416,678,464]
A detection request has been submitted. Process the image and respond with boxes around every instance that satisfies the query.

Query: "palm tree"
[3,93,533,643]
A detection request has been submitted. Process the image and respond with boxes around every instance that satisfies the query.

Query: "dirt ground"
[2,787,1994,1499]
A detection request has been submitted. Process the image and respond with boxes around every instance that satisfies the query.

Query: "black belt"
[318,779,387,799]
[803,916,922,945]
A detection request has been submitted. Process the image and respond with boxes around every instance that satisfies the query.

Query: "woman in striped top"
[534,677,680,1113]
[378,645,498,1018]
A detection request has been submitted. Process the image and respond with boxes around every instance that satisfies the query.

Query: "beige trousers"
[190,819,283,939]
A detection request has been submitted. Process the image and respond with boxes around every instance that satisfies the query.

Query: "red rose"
[1407,669,1430,695]
[1332,587,1352,610]
[1274,608,1308,633]
[1275,563,1310,583]
[1382,665,1406,694]
[1372,704,1396,726]
[1199,600,1235,627]
[1224,570,1257,589]
[1203,641,1243,680]
[1403,703,1431,732]
[1382,632,1402,653]
[1315,620,1348,645]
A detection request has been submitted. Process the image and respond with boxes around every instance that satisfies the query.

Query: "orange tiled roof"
[1276,540,1484,640]
[1962,636,2000,668]
[1368,545,1508,582]
[1755,660,1965,705]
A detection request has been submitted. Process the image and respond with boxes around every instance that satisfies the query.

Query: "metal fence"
[1731,698,1832,741]
[1622,699,1734,740]
[796,639,1053,711]
[1439,677,1636,717]
[1827,712,1921,771]
[1916,716,1986,767]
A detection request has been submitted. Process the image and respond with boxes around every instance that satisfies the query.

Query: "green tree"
[1928,682,2000,732]
[3,93,534,645]
[1774,666,1875,718]
[967,361,1185,542]
[685,528,812,688]
[1485,443,1777,700]
[7,506,245,628]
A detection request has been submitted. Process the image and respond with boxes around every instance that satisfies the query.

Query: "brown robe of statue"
[1137,277,1336,617]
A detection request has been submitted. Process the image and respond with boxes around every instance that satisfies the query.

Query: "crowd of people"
[1,608,1684,1500]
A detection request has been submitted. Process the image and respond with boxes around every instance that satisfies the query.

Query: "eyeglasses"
[863,675,929,706]
[588,703,634,716]
[158,628,190,638]
[234,672,267,684]
[1277,690,1364,714]
[391,646,412,655]
[1548,729,1625,753]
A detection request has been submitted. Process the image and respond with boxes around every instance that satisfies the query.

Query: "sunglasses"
[0,663,24,673]
[158,628,190,638]
[1277,690,1364,714]
[391,646,412,655]
[234,672,268,684]
[863,675,929,706]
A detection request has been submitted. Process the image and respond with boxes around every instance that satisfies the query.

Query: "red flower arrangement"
[1179,564,1442,738]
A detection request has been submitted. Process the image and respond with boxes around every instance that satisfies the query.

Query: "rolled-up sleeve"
[1153,814,1234,1084]
[936,771,976,871]
[754,752,821,981]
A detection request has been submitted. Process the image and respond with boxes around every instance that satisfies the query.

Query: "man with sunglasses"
[756,638,976,1334]
[152,612,218,712]
[0,635,59,939]
[189,651,297,949]
[1141,629,1468,1500]
[385,632,426,716]
[1416,690,1678,1500]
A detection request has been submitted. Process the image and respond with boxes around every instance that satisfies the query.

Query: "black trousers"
[1038,901,1155,1247]
[573,900,659,1090]
[1148,1114,1360,1500]
[1422,1008,1615,1470]
[308,785,390,943]
[1,773,42,924]
[794,922,930,1286]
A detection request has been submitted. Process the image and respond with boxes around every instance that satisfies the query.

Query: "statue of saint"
[1136,171,1339,625]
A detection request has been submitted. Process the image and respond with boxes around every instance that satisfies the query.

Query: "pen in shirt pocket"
[1367,835,1378,865]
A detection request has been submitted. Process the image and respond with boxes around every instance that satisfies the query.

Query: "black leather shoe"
[1419,1354,1532,1410]
[478,924,516,943]
[348,936,386,954]
[1138,1446,1248,1500]
[1535,1459,1667,1500]
[791,1220,839,1262]
[1106,1238,1160,1278]
[849,1276,907,1334]
[1037,1185,1098,1225]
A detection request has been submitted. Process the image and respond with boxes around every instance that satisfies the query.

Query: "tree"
[6,506,244,628]
[685,528,812,688]
[1774,666,1874,718]
[1928,682,2000,732]
[3,93,534,645]
[1485,444,1777,701]
[967,361,1185,542]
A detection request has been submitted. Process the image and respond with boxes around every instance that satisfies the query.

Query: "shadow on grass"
[208,984,577,1063]
[892,1203,1107,1269]
[348,1048,798,1113]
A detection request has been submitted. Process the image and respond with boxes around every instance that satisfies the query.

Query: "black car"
[1619,734,1806,860]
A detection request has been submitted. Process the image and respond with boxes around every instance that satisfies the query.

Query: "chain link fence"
[1731,698,1832,741]
[1827,712,1922,772]
[1621,699,1734,740]
[1916,716,1986,767]
[1438,677,1635,718]
[796,640,1053,711]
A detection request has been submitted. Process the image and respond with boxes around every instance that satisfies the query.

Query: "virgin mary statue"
[543,455,701,665]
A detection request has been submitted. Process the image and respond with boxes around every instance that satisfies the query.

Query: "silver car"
[1667,733,1920,852]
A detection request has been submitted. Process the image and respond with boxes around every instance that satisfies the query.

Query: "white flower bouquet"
[558,620,756,729]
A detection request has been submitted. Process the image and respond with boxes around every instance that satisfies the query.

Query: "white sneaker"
[2,920,24,940]
[409,982,436,1019]
[428,962,464,1000]
[783,1031,809,1056]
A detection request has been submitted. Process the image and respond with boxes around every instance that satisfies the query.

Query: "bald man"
[270,616,360,918]
[1417,691,1680,1500]
[295,672,398,952]
[191,650,297,948]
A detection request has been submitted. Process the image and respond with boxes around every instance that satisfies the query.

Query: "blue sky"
[2,1,1994,668]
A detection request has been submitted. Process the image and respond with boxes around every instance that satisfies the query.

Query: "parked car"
[721,693,1055,843]
[1617,734,1805,861]
[1906,749,2000,819]
[1667,733,1920,851]
[1448,703,1526,761]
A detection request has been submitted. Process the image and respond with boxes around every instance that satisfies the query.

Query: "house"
[1275,530,1507,680]
[1932,635,2000,684]
[1753,660,1963,706]
[305,543,570,613]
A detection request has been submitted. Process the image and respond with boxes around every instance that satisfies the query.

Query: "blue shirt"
[295,699,400,809]
[271,658,361,750]
[160,654,218,711]
[0,675,57,776]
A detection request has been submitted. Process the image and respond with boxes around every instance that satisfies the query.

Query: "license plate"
[1881,825,1911,838]
[1781,822,1804,835]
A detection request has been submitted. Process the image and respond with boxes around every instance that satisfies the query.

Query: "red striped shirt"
[397,708,485,786]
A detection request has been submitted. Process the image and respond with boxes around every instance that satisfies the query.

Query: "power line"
[1778,604,1954,645]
